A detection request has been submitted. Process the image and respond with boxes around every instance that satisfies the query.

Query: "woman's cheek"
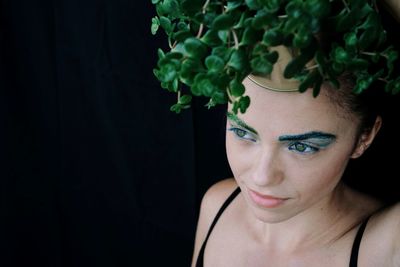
[226,134,257,180]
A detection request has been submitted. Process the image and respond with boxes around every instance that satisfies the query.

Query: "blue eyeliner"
[278,131,336,142]
[279,131,336,154]
[227,125,258,142]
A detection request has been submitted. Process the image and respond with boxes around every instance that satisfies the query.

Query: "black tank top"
[195,187,371,267]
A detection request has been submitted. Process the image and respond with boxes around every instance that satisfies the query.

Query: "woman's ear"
[351,116,382,159]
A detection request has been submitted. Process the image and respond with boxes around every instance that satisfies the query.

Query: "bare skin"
[191,78,400,267]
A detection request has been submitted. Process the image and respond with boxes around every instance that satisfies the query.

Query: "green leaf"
[205,99,218,109]
[336,9,361,32]
[284,17,301,33]
[285,1,302,17]
[353,78,371,94]
[193,73,217,97]
[179,95,192,105]
[259,0,280,13]
[212,13,235,30]
[184,37,208,58]
[181,58,203,73]
[299,70,318,93]
[227,0,243,11]
[229,78,245,97]
[157,48,165,59]
[312,74,323,97]
[347,58,369,71]
[232,100,240,114]
[170,104,182,113]
[293,33,312,49]
[391,78,400,94]
[332,62,344,74]
[252,43,268,56]
[239,96,250,113]
[172,77,179,92]
[305,0,330,18]
[211,90,228,104]
[205,55,225,72]
[158,0,180,17]
[359,27,379,50]
[262,29,284,46]
[159,16,173,34]
[250,56,273,75]
[349,0,365,9]
[233,10,251,29]
[212,46,233,62]
[284,54,310,79]
[177,21,189,31]
[152,0,161,4]
[333,47,350,64]
[252,10,276,30]
[241,27,262,45]
[265,51,279,64]
[159,63,177,82]
[181,0,204,16]
[173,30,192,42]
[386,49,399,77]
[245,0,261,10]
[151,17,160,35]
[201,30,223,46]
[314,50,328,74]
[218,30,229,43]
[227,49,248,71]
[211,72,230,89]
[344,31,357,48]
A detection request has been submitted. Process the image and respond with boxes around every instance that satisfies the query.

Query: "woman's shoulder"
[191,178,238,266]
[196,178,239,234]
[365,202,400,265]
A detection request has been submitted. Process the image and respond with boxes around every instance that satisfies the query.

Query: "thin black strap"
[349,216,371,267]
[195,186,241,267]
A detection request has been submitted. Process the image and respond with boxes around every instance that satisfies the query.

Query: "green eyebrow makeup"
[226,112,258,135]
[278,131,336,147]
[226,112,336,147]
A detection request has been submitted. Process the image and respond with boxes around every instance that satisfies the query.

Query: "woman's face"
[226,78,361,223]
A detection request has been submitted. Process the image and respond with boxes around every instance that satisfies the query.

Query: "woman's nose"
[251,149,284,187]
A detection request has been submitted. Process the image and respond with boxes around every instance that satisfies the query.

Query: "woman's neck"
[245,182,365,254]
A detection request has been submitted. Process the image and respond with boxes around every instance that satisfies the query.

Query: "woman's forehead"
[231,78,355,135]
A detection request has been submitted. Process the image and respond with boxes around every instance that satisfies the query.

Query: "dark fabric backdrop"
[1,1,399,267]
[0,1,232,266]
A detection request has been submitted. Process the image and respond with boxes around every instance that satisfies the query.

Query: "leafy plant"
[151,0,400,114]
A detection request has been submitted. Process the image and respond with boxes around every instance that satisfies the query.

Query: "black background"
[0,1,398,266]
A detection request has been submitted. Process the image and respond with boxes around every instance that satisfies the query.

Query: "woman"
[190,36,400,267]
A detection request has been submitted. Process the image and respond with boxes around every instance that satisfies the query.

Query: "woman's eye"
[288,142,319,154]
[228,127,257,142]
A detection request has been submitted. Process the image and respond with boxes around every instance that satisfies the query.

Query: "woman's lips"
[248,189,288,208]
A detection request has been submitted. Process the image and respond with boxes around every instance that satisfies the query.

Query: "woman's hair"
[316,0,399,138]
[321,73,385,137]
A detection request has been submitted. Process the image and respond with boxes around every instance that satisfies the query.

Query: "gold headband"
[247,46,312,92]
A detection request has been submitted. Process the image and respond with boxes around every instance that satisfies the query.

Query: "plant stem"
[226,87,235,103]
[341,0,350,12]
[196,0,211,38]
[196,24,204,38]
[168,36,173,49]
[361,51,378,56]
[232,29,239,49]
[177,89,181,103]
[306,64,319,70]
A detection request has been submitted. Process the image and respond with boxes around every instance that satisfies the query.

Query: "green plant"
[151,0,400,114]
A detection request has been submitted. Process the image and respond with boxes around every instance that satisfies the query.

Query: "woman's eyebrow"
[226,112,258,135]
[278,131,337,142]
